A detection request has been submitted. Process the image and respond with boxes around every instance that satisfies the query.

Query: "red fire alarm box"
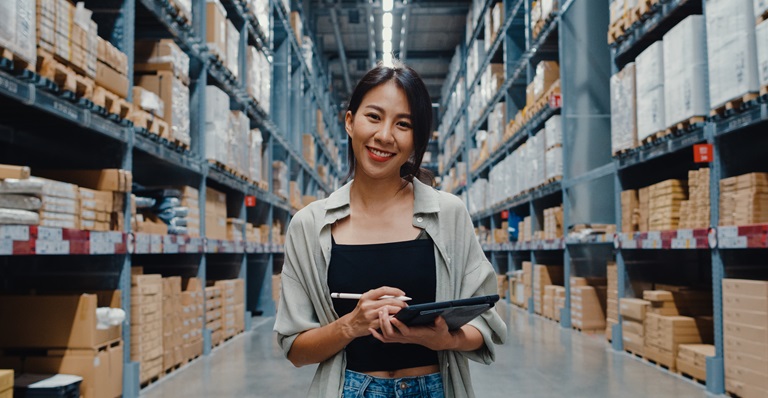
[245,196,256,207]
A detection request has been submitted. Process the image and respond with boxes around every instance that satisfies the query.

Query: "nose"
[374,123,395,145]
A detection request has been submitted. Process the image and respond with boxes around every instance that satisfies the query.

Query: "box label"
[37,227,63,241]
[0,239,12,255]
[0,225,30,241]
[36,240,70,254]
[720,236,748,249]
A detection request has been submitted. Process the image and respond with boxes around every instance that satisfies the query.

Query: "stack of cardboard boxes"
[135,39,191,147]
[205,286,223,347]
[181,278,204,362]
[518,216,532,242]
[620,298,650,355]
[96,37,129,102]
[37,0,100,85]
[723,279,768,398]
[215,279,246,339]
[33,177,80,229]
[621,190,639,232]
[543,205,563,239]
[570,277,608,332]
[610,63,638,154]
[497,275,509,300]
[0,369,11,398]
[131,272,163,384]
[542,285,559,320]
[648,179,687,231]
[719,172,768,226]
[644,313,713,371]
[0,292,123,398]
[226,218,244,241]
[290,181,302,210]
[78,188,115,232]
[679,168,710,229]
[302,134,316,168]
[179,186,200,237]
[162,277,184,373]
[676,344,714,383]
[1,2,35,72]
[606,263,619,340]
[273,161,289,200]
[205,187,227,240]
[553,286,566,322]
[638,186,650,231]
[533,265,564,315]
[522,262,533,309]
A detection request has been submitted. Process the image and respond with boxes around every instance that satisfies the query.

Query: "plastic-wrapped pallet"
[272,161,289,199]
[228,111,250,176]
[662,16,709,127]
[468,179,488,215]
[0,1,36,65]
[206,0,228,60]
[532,133,546,186]
[249,129,264,184]
[757,20,768,89]
[246,0,270,40]
[226,20,239,78]
[610,63,637,154]
[636,42,665,142]
[205,86,230,166]
[706,0,759,109]
[545,146,562,182]
[544,115,562,149]
[533,61,560,102]
[134,39,191,83]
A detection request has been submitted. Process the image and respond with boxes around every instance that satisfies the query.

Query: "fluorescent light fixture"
[382,27,392,41]
[382,0,393,12]
[382,40,392,53]
[382,52,393,66]
[383,12,393,28]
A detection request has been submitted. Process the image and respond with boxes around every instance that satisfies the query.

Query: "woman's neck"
[350,174,409,212]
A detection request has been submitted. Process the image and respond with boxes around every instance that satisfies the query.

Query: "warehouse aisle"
[142,303,713,397]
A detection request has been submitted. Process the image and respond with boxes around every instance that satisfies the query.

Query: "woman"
[274,61,506,398]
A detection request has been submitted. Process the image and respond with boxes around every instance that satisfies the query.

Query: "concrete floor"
[142,302,717,397]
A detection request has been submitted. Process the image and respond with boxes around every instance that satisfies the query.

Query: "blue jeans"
[342,369,445,398]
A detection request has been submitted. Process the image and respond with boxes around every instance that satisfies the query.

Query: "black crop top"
[328,231,438,372]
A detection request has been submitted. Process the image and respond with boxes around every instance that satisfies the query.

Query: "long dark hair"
[346,60,435,186]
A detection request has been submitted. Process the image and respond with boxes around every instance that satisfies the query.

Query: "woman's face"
[346,80,414,181]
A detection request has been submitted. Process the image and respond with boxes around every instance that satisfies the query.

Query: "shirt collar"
[323,178,440,215]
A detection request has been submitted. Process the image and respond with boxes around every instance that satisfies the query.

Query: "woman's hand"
[369,308,458,351]
[338,286,409,339]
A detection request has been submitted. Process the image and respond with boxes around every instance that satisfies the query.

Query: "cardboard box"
[135,71,190,146]
[723,279,768,297]
[23,342,123,398]
[0,369,11,394]
[726,379,768,398]
[134,39,190,82]
[206,0,228,59]
[96,61,129,98]
[0,292,122,349]
[620,298,650,321]
[0,164,31,180]
[36,169,129,193]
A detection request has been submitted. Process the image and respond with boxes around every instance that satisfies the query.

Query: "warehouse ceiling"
[310,0,469,106]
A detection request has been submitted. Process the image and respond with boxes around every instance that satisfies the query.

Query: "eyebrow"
[364,104,411,119]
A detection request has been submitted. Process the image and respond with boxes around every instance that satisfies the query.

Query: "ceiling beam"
[398,0,411,62]
[325,49,456,60]
[328,4,353,94]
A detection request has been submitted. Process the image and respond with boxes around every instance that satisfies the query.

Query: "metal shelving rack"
[438,0,614,325]
[0,0,343,396]
[439,0,768,395]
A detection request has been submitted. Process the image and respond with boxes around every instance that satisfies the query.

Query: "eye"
[397,121,412,129]
[365,113,381,121]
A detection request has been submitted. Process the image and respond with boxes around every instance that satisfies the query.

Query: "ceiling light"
[382,0,393,12]
[382,27,392,41]
[382,52,393,67]
[382,40,392,53]
[383,12,393,28]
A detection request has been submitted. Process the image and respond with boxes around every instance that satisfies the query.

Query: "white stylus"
[331,293,412,301]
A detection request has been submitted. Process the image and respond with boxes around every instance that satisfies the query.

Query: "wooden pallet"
[573,326,604,335]
[761,84,768,97]
[140,373,163,389]
[130,109,169,138]
[607,19,626,44]
[36,49,77,93]
[645,356,675,372]
[532,20,546,41]
[0,47,34,73]
[164,363,182,375]
[641,129,672,146]
[677,371,706,386]
[625,348,644,360]
[710,92,760,117]
[544,175,563,185]
[172,137,191,151]
[663,115,706,136]
[168,0,192,25]
[92,86,133,119]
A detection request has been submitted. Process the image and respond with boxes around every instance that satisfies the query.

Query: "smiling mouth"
[367,146,395,159]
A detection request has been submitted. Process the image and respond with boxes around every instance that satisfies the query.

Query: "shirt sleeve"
[455,204,507,365]
[273,216,322,359]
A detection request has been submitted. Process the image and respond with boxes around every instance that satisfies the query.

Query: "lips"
[366,146,395,162]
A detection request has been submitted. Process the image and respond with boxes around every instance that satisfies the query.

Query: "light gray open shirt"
[274,178,507,397]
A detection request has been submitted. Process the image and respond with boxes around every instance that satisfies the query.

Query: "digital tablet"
[394,294,499,330]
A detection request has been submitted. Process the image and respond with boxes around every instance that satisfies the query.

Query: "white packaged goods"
[532,133,546,185]
[469,179,488,215]
[228,111,250,176]
[663,16,709,127]
[546,146,563,181]
[172,77,191,146]
[544,115,562,149]
[635,41,665,142]
[0,194,42,211]
[610,63,637,154]
[756,0,768,19]
[205,86,230,165]
[542,0,556,20]
[757,20,768,88]
[0,0,36,64]
[249,129,264,183]
[706,0,759,108]
[246,0,270,40]
[227,21,239,78]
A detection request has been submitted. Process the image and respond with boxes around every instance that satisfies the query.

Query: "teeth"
[370,148,394,158]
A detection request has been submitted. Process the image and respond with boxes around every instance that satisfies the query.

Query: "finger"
[369,328,386,343]
[363,286,407,300]
[378,309,397,338]
[390,317,409,335]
